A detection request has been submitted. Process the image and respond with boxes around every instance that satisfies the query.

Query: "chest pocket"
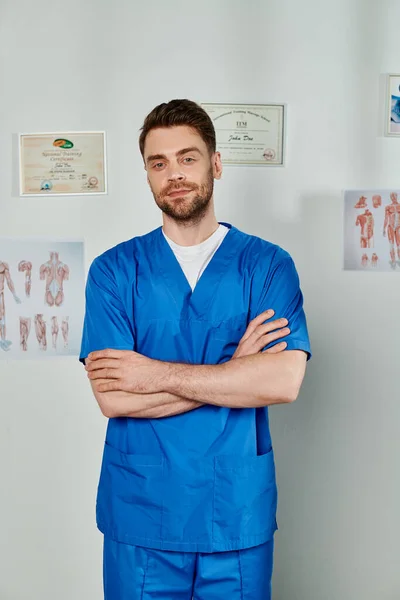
[212,312,248,363]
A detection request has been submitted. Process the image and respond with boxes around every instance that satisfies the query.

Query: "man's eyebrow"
[146,147,203,163]
[176,146,203,157]
[146,153,167,163]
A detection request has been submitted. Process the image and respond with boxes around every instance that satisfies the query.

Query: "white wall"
[1,1,399,598]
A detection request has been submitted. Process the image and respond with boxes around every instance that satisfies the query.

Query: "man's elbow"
[284,381,302,404]
[255,380,302,406]
[284,364,307,403]
[90,383,119,418]
[95,394,116,418]
[279,354,307,404]
[266,381,301,405]
[100,402,117,418]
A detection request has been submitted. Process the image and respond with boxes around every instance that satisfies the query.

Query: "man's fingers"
[244,322,289,350]
[97,381,120,393]
[88,368,120,380]
[243,315,286,343]
[240,310,275,342]
[264,342,287,354]
[88,349,127,361]
[250,309,275,327]
[248,327,290,354]
[86,359,120,371]
[252,308,275,325]
[255,318,288,337]
[259,328,290,347]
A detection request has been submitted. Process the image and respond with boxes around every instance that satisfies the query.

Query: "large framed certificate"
[201,103,285,166]
[19,131,107,196]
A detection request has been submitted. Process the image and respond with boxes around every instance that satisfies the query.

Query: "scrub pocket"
[161,457,215,546]
[212,312,248,363]
[213,449,277,542]
[96,442,164,544]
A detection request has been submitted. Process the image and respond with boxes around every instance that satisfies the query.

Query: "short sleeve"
[250,253,311,359]
[79,256,135,364]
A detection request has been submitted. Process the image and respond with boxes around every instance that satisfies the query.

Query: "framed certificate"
[19,131,107,196]
[386,74,400,136]
[201,103,286,166]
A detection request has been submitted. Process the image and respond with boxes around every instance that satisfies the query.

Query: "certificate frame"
[201,102,286,167]
[385,74,400,137]
[19,130,108,196]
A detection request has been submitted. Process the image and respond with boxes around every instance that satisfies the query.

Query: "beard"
[151,167,214,224]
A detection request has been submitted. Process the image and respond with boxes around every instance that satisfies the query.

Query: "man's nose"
[167,165,186,181]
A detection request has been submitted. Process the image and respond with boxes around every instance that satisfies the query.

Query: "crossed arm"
[84,311,308,419]
[87,350,306,419]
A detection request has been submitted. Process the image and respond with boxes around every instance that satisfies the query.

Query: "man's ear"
[213,151,223,180]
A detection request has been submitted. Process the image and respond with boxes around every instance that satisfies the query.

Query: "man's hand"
[232,309,290,359]
[86,350,166,394]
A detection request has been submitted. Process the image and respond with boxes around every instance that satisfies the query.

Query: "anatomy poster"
[344,190,400,272]
[0,239,84,359]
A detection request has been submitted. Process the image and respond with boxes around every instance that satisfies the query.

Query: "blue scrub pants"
[103,536,274,599]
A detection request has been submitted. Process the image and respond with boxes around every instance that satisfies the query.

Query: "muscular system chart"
[0,239,84,359]
[344,190,400,272]
[40,252,70,307]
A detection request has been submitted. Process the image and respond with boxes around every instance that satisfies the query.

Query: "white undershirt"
[163,224,230,291]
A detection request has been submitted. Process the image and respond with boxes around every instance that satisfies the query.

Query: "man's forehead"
[144,126,205,156]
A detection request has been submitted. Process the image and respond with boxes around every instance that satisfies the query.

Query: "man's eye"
[154,163,164,168]
[184,157,194,163]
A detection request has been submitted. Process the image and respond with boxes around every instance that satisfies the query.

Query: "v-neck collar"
[155,222,241,318]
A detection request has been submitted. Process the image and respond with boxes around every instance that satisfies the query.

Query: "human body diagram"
[355,209,374,249]
[0,261,21,351]
[40,252,70,307]
[51,316,59,349]
[18,260,32,297]
[383,192,400,267]
[34,314,47,350]
[347,192,400,270]
[0,241,81,357]
[61,316,69,348]
[354,195,367,209]
[372,195,382,209]
[361,253,369,268]
[19,317,31,351]
[21,314,68,353]
[354,205,378,269]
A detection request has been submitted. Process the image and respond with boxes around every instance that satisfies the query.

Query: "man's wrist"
[159,361,183,395]
[158,361,222,402]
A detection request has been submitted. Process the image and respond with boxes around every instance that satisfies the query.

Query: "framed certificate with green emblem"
[201,103,286,166]
[19,131,107,196]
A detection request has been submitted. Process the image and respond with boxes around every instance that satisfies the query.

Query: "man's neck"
[162,209,220,247]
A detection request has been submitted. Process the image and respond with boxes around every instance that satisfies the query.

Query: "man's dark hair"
[139,99,216,159]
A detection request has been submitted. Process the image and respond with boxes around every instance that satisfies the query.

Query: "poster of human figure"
[0,239,84,359]
[344,190,400,271]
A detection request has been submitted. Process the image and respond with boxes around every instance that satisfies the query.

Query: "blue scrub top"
[80,223,311,553]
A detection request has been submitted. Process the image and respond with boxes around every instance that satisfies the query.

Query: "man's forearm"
[86,349,306,413]
[125,397,203,419]
[161,351,307,408]
[90,380,203,419]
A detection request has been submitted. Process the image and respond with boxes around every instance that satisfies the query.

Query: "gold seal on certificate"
[19,131,107,196]
[201,103,285,166]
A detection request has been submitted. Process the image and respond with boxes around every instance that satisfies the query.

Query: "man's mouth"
[167,189,192,198]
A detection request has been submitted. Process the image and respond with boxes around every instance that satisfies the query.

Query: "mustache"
[162,182,198,196]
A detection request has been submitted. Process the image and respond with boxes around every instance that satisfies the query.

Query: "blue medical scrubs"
[80,223,311,598]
